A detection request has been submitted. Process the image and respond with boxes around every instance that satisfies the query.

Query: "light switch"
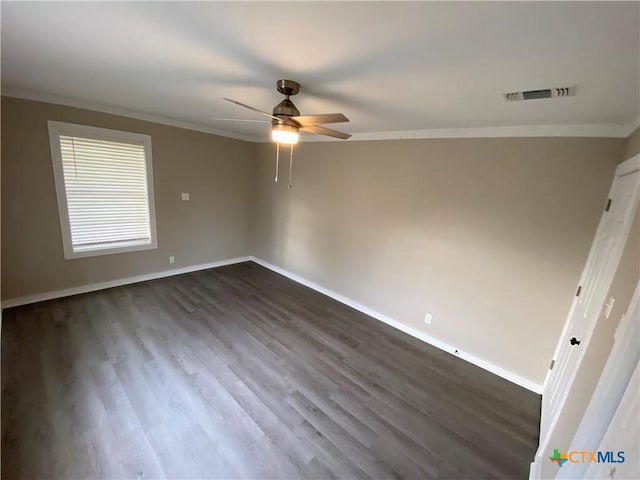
[181,193,190,201]
[605,296,616,319]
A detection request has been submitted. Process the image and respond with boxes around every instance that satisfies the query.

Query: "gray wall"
[251,137,624,385]
[1,97,256,300]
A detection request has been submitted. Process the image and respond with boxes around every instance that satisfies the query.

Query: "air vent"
[503,85,576,102]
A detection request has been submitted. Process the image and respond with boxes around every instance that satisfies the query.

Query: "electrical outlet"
[424,313,432,324]
[169,256,175,264]
[181,192,190,201]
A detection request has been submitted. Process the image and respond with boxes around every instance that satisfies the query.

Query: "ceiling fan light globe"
[271,124,299,144]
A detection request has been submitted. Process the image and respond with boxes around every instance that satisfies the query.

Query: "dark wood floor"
[2,262,540,479]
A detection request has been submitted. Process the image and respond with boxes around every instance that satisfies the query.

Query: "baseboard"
[1,256,252,309]
[250,256,543,394]
[529,458,541,480]
[2,253,542,393]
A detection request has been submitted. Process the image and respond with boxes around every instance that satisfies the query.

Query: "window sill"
[64,239,158,260]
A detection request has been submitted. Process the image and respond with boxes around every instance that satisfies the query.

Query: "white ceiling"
[2,1,639,142]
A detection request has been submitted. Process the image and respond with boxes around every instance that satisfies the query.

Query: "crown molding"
[3,87,634,143]
[294,123,632,143]
[622,115,640,137]
[1,88,256,143]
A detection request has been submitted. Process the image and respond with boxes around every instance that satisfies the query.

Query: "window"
[48,121,157,259]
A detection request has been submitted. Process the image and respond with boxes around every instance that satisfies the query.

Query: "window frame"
[48,121,158,260]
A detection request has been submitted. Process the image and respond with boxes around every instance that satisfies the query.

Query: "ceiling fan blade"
[290,113,349,126]
[223,97,283,122]
[300,125,352,140]
[212,118,270,123]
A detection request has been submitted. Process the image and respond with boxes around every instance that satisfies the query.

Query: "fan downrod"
[276,79,300,97]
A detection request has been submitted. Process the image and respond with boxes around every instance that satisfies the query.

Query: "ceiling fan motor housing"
[273,79,301,123]
[273,98,300,120]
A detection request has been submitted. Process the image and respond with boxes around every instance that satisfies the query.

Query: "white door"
[539,155,640,451]
[583,361,640,480]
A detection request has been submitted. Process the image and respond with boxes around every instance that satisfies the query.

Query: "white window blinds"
[49,122,157,259]
[60,135,152,251]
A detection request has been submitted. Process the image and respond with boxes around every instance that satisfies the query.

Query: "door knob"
[569,337,581,346]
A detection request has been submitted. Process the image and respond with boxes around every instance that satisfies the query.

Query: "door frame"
[535,153,640,468]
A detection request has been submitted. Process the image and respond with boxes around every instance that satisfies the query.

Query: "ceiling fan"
[217,80,351,188]
[221,79,352,144]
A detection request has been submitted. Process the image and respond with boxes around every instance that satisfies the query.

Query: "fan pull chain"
[71,137,79,179]
[275,143,280,182]
[288,145,294,189]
